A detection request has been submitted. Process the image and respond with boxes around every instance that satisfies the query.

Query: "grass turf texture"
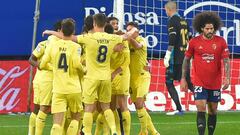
[0,112,239,135]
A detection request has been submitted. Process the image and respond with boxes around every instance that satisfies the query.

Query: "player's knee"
[40,105,50,113]
[196,105,206,112]
[135,98,144,109]
[165,81,174,88]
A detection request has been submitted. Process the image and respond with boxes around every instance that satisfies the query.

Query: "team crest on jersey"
[198,45,203,49]
[212,44,217,50]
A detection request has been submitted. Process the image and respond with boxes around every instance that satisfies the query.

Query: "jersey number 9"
[58,53,68,72]
[97,45,108,63]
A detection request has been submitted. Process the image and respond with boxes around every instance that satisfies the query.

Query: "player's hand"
[114,30,125,35]
[180,78,188,92]
[42,30,53,37]
[222,78,230,90]
[163,50,171,68]
[163,57,170,68]
[113,43,125,52]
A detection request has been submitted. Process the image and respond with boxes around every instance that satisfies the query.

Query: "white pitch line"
[0,121,240,128]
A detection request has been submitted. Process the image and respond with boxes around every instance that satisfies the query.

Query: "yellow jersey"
[40,39,83,94]
[129,36,148,75]
[77,32,123,80]
[110,40,130,73]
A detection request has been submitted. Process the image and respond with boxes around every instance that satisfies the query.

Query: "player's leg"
[50,93,67,135]
[165,64,183,115]
[194,87,208,135]
[28,83,40,135]
[111,93,121,134]
[207,89,221,135]
[115,72,131,135]
[35,81,52,135]
[82,78,98,135]
[28,104,39,135]
[99,80,117,135]
[63,108,71,135]
[130,79,147,135]
[51,112,65,135]
[66,93,82,135]
[118,95,131,135]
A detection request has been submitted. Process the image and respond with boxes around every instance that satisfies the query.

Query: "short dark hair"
[53,20,62,31]
[193,11,222,33]
[61,18,75,36]
[126,21,139,29]
[93,13,107,27]
[107,17,119,23]
[104,23,114,34]
[82,15,93,33]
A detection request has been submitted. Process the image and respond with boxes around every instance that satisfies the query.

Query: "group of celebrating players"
[28,1,230,135]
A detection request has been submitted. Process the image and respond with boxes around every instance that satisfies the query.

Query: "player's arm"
[121,27,139,40]
[42,30,78,42]
[29,54,39,67]
[39,44,52,70]
[180,40,194,91]
[29,42,45,67]
[221,40,230,90]
[222,58,230,90]
[128,38,143,49]
[164,19,177,68]
[111,67,123,80]
[72,46,84,72]
[180,56,191,91]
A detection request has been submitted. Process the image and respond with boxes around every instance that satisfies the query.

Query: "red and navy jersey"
[167,13,191,64]
[185,35,230,89]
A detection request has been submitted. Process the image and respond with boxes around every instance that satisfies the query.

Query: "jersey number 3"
[58,53,68,72]
[97,45,108,63]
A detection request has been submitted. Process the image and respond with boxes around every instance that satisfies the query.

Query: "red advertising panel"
[1,60,240,113]
[0,61,30,113]
[128,59,240,111]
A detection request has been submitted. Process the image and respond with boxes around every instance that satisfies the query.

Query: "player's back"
[77,32,123,80]
[47,39,82,94]
[168,15,189,64]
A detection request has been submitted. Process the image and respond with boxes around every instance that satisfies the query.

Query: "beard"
[204,32,213,39]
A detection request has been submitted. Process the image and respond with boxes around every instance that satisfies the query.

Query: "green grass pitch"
[0,112,239,135]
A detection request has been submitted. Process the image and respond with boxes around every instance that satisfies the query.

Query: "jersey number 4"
[97,45,108,63]
[58,53,68,72]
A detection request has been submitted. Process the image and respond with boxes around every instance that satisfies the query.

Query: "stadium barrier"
[1,60,239,114]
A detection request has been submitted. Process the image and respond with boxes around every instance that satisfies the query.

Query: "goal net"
[115,0,240,111]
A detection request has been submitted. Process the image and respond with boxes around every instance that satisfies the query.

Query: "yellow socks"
[113,110,121,135]
[28,112,37,135]
[94,113,103,135]
[51,124,62,135]
[66,120,79,135]
[93,111,99,122]
[122,110,131,135]
[145,110,158,134]
[137,108,147,133]
[104,109,117,134]
[82,112,93,135]
[78,110,84,134]
[35,111,47,135]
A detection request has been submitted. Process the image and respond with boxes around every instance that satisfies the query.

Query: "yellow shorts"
[112,73,130,95]
[51,93,83,114]
[33,82,40,105]
[130,73,151,102]
[83,78,111,104]
[39,81,52,106]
